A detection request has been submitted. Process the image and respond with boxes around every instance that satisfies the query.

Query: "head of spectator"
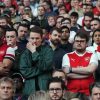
[49,27,62,49]
[92,29,100,45]
[84,0,92,5]
[9,5,16,16]
[61,18,71,29]
[56,16,64,28]
[39,0,51,13]
[70,12,79,27]
[13,22,21,30]
[89,82,100,100]
[0,16,8,28]
[91,18,100,31]
[47,77,65,100]
[83,12,94,30]
[37,5,45,17]
[5,28,18,48]
[28,26,43,48]
[52,69,67,85]
[61,26,70,44]
[82,3,88,14]
[0,2,5,14]
[21,7,33,22]
[3,0,12,8]
[12,73,25,95]
[18,3,25,15]
[47,15,56,27]
[58,4,67,15]
[0,77,15,100]
[73,32,89,53]
[71,0,75,9]
[17,23,29,41]
[73,0,80,10]
[57,0,64,7]
[86,4,93,13]
[23,0,30,7]
[0,26,5,45]
[28,90,50,100]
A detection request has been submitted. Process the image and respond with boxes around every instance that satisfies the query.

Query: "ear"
[49,33,51,40]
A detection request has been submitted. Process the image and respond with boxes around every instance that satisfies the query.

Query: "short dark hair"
[30,26,43,37]
[47,77,66,90]
[91,18,100,23]
[74,31,89,43]
[61,26,70,33]
[89,82,100,95]
[17,23,29,30]
[50,27,62,34]
[70,12,79,18]
[6,28,18,36]
[61,18,71,24]
[84,12,94,19]
[92,29,100,40]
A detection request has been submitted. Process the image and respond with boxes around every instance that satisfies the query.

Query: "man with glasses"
[62,32,98,96]
[48,77,66,100]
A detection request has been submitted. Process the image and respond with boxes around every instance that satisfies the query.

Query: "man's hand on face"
[26,42,36,53]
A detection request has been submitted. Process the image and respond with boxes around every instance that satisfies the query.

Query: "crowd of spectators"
[0,0,100,100]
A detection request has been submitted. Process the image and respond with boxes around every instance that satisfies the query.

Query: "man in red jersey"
[0,26,15,77]
[62,32,98,96]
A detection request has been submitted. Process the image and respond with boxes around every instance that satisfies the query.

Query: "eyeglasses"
[49,88,62,93]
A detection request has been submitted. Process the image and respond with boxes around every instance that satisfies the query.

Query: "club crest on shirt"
[84,57,90,62]
[0,51,5,55]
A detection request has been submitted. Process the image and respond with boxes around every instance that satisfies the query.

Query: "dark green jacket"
[19,45,53,96]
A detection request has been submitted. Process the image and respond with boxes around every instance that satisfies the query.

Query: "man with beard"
[60,26,73,53]
[48,77,66,100]
[62,32,98,96]
[49,27,66,69]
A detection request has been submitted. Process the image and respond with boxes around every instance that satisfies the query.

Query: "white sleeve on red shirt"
[62,54,70,68]
[89,53,98,66]
[4,47,15,61]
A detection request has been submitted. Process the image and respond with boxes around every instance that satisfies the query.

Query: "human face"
[56,17,63,28]
[23,0,30,7]
[82,5,87,14]
[3,0,11,7]
[85,0,92,4]
[38,6,45,16]
[0,82,14,100]
[91,87,100,100]
[74,36,87,53]
[6,31,17,47]
[29,32,42,47]
[0,19,7,26]
[61,28,69,41]
[58,7,66,15]
[61,20,71,29]
[49,82,63,100]
[91,20,100,31]
[48,16,56,26]
[50,30,61,46]
[70,16,78,26]
[84,16,92,29]
[18,26,28,40]
[93,31,100,45]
